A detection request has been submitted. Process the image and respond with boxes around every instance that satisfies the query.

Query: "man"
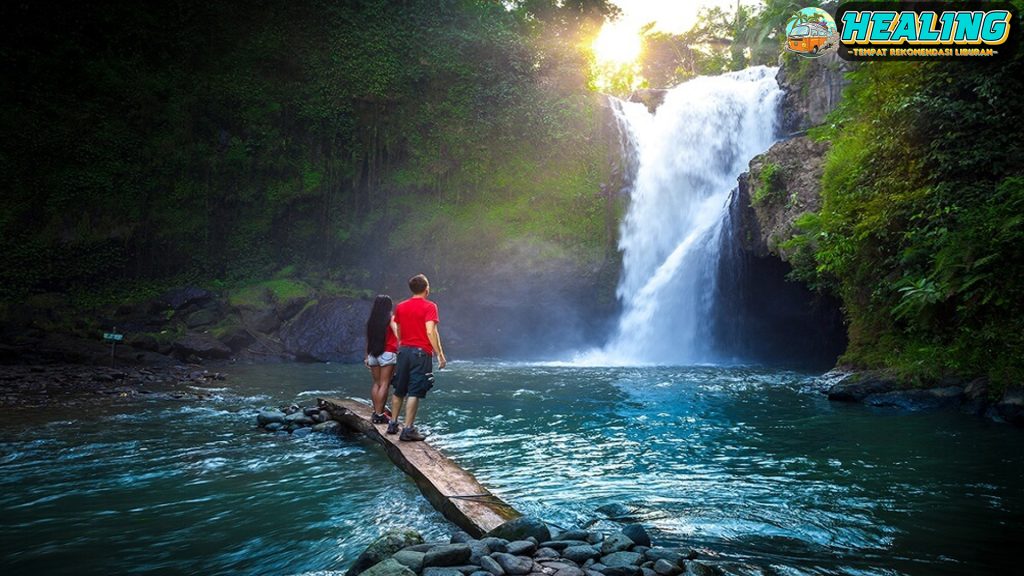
[387,273,447,441]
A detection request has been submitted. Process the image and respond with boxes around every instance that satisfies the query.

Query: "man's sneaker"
[386,421,399,435]
[371,412,390,424]
[399,426,426,442]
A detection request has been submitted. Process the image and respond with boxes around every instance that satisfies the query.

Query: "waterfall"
[583,66,782,365]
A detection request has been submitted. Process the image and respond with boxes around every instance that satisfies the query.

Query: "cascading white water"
[583,66,782,365]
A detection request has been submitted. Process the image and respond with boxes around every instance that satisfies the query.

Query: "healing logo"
[834,2,1020,60]
[785,7,839,58]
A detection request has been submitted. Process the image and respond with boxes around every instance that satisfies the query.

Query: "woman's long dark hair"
[366,295,393,357]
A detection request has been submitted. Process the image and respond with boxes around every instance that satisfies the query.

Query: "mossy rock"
[228,279,315,318]
[347,529,425,576]
[210,320,254,351]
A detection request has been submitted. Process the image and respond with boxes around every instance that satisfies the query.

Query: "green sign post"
[104,328,124,367]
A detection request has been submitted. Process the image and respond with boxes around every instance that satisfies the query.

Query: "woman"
[365,295,399,424]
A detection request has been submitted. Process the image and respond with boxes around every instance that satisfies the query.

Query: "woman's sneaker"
[371,412,390,424]
[386,421,399,435]
[399,426,426,442]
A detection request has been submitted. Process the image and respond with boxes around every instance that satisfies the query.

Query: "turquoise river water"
[2,362,1022,575]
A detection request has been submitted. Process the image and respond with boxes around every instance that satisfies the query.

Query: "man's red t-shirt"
[384,317,399,353]
[393,297,439,355]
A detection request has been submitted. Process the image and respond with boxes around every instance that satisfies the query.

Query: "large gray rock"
[864,386,964,411]
[601,567,642,576]
[312,420,341,433]
[485,517,551,544]
[962,378,991,415]
[534,547,559,559]
[621,526,651,548]
[285,411,315,425]
[600,534,634,555]
[185,308,218,329]
[241,307,280,334]
[643,549,683,566]
[172,332,231,359]
[681,561,717,576]
[601,552,642,568]
[562,545,601,564]
[479,537,509,553]
[480,555,505,576]
[540,540,589,551]
[393,550,426,573]
[554,567,586,576]
[507,541,536,556]
[279,297,371,362]
[405,543,443,553]
[347,529,425,576]
[653,560,680,576]
[424,544,472,567]
[256,409,286,426]
[559,530,591,541]
[996,388,1024,426]
[360,558,416,576]
[492,553,533,575]
[827,375,896,402]
[540,562,580,572]
[423,569,465,576]
[469,541,492,564]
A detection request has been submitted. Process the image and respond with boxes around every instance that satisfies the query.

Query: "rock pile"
[0,363,228,407]
[256,403,340,437]
[824,371,1024,427]
[347,519,724,576]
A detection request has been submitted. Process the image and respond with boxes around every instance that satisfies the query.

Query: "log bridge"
[318,397,521,537]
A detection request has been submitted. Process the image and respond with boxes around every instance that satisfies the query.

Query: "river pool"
[2,362,1022,575]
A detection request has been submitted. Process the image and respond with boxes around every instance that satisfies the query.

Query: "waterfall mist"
[579,67,783,365]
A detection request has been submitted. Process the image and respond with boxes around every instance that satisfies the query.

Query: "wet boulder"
[241,307,280,334]
[279,297,370,362]
[361,558,416,576]
[826,375,896,402]
[423,544,472,567]
[172,333,231,359]
[491,553,533,575]
[621,525,651,548]
[484,517,551,544]
[347,529,425,576]
[257,409,287,426]
[863,386,964,411]
[996,387,1024,426]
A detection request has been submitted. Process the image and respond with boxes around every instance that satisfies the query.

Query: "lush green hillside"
[0,0,621,309]
[785,49,1024,387]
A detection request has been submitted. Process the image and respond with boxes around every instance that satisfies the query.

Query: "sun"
[591,21,643,67]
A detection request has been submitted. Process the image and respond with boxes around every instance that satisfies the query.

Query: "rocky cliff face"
[777,52,853,135]
[731,53,853,262]
[710,53,855,366]
[734,136,829,260]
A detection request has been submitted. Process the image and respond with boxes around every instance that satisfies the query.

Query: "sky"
[609,0,758,34]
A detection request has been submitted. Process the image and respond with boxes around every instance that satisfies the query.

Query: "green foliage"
[752,162,783,205]
[0,0,618,308]
[228,279,314,309]
[786,51,1024,387]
